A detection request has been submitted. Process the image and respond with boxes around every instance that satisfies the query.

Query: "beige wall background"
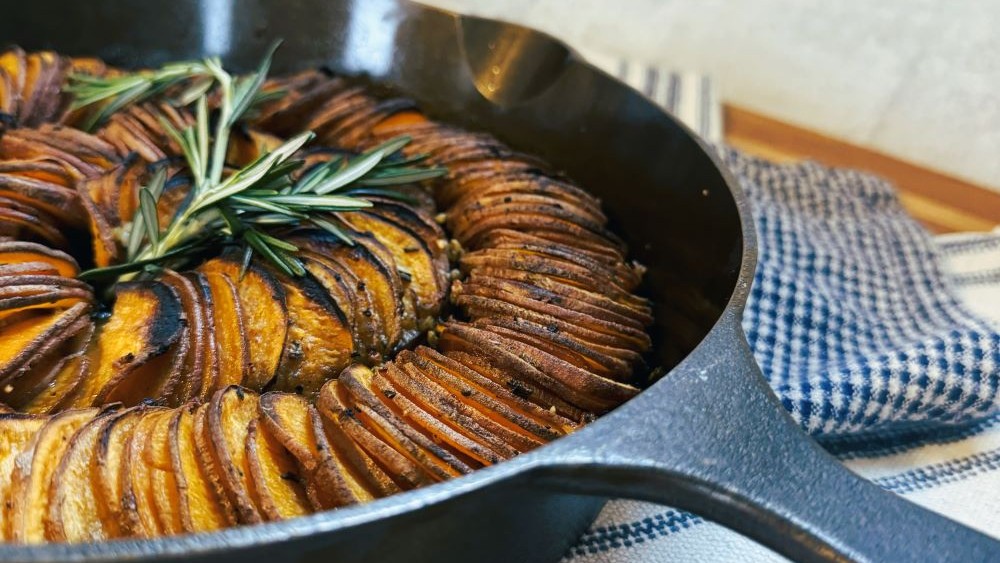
[421,0,1000,193]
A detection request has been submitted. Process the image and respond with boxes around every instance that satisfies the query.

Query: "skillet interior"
[0,0,747,561]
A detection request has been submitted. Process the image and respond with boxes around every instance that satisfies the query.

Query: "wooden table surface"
[724,106,1000,233]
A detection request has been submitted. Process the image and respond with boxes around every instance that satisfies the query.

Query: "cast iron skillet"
[1,1,998,561]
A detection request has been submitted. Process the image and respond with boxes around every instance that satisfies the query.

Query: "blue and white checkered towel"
[563,56,1000,561]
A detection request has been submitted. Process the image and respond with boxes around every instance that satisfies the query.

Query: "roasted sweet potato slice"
[338,365,472,480]
[188,272,222,399]
[121,409,172,537]
[412,347,575,446]
[170,403,234,533]
[314,399,401,501]
[0,413,47,541]
[453,211,617,253]
[316,379,433,491]
[45,410,119,542]
[259,393,355,509]
[65,55,107,77]
[0,130,100,179]
[436,326,591,422]
[2,314,93,408]
[435,163,544,207]
[260,392,395,508]
[19,52,68,127]
[362,197,444,249]
[100,111,169,163]
[147,409,185,535]
[18,344,90,415]
[159,270,207,403]
[466,268,651,328]
[474,315,637,382]
[300,250,380,363]
[466,267,652,324]
[205,386,264,523]
[460,246,635,298]
[0,199,67,247]
[451,176,604,219]
[480,239,641,291]
[302,86,372,140]
[0,301,89,385]
[80,281,183,408]
[226,127,285,167]
[246,418,312,520]
[0,261,59,276]
[390,354,523,457]
[200,271,250,390]
[92,406,144,539]
[0,159,76,190]
[8,407,99,543]
[199,256,287,390]
[102,331,188,408]
[350,230,412,341]
[0,279,92,323]
[440,322,638,413]
[255,75,347,137]
[76,173,122,268]
[0,54,22,123]
[372,364,505,466]
[476,322,639,407]
[453,292,648,353]
[451,194,608,241]
[341,208,448,317]
[272,270,353,395]
[16,125,119,170]
[0,173,85,229]
[454,277,651,352]
[478,227,625,265]
[294,230,406,354]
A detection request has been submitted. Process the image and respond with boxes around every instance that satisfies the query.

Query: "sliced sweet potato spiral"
[0,53,654,544]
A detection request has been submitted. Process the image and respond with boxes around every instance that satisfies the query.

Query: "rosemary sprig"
[66,42,282,132]
[74,48,446,284]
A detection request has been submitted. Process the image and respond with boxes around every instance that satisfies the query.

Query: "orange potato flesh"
[272,272,353,395]
[146,410,184,535]
[206,386,264,524]
[92,407,144,539]
[0,413,47,541]
[8,408,98,543]
[75,282,181,408]
[201,272,251,390]
[45,412,117,542]
[198,257,287,390]
[0,242,79,277]
[170,404,233,533]
[246,419,312,520]
[0,304,87,382]
[122,409,172,538]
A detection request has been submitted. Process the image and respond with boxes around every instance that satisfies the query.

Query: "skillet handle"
[529,312,1000,562]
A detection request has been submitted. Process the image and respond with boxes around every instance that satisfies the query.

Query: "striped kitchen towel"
[563,55,1000,561]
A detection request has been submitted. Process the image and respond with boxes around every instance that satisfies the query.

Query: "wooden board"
[724,105,1000,233]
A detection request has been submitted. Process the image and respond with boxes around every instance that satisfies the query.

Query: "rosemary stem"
[208,73,232,186]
